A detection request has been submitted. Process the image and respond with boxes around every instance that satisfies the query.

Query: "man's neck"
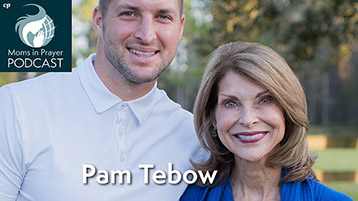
[93,57,156,101]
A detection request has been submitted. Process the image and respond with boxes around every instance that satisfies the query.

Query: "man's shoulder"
[1,69,79,97]
[6,70,76,90]
[155,89,193,118]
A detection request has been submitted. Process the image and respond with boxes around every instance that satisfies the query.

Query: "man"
[0,0,202,200]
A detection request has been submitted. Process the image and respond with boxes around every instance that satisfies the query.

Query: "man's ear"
[92,6,103,38]
[179,14,185,39]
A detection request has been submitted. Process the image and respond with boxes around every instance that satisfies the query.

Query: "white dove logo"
[15,4,55,48]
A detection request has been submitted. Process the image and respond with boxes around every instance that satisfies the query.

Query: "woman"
[180,41,352,201]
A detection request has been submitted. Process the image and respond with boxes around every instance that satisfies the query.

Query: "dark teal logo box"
[0,0,71,72]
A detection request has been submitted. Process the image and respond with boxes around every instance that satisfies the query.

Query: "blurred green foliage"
[1,0,357,127]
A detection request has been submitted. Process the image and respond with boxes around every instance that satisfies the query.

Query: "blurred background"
[0,0,357,198]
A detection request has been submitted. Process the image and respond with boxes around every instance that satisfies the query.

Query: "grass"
[312,148,358,171]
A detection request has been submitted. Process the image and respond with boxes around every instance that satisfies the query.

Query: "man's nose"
[134,17,157,44]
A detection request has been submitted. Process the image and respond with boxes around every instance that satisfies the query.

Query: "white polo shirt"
[0,54,202,201]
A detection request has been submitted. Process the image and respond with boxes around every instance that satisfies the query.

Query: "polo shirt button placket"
[117,102,128,166]
[117,104,126,138]
[118,129,124,137]
[120,153,126,163]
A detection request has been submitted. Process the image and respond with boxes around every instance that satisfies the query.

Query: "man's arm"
[0,86,25,200]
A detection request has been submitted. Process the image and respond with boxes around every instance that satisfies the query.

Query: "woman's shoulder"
[180,180,234,201]
[180,183,210,201]
[281,178,352,201]
[308,180,353,201]
[281,168,352,201]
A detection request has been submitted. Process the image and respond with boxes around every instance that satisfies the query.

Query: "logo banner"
[0,0,71,72]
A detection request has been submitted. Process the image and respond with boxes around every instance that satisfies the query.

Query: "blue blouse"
[180,170,352,201]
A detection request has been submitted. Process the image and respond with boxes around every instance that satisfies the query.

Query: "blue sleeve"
[313,181,353,201]
[180,184,209,201]
[0,86,25,200]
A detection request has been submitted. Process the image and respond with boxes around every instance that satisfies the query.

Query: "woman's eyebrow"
[255,90,270,98]
[218,93,239,101]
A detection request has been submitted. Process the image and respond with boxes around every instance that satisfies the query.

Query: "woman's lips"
[233,131,269,143]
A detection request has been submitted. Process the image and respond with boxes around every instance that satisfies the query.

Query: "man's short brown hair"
[98,0,184,17]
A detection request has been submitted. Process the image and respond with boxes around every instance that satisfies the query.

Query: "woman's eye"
[259,96,272,104]
[224,100,237,107]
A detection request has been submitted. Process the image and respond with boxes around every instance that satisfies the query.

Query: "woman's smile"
[232,131,269,144]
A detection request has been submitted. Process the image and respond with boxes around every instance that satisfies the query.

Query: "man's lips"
[128,48,159,57]
[232,131,269,143]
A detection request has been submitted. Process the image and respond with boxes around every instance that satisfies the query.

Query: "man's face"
[98,0,185,83]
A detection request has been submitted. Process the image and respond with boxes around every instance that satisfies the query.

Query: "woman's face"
[214,72,285,162]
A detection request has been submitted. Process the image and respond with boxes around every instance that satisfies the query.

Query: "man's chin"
[125,74,159,84]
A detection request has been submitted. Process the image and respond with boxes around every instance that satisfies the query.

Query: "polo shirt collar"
[78,53,158,125]
[126,82,158,126]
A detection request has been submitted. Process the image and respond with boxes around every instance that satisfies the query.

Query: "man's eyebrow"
[157,8,176,14]
[115,3,141,12]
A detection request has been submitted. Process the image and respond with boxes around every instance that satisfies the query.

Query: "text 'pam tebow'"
[83,163,218,185]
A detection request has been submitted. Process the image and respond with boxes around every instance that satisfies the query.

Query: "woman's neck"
[231,157,282,201]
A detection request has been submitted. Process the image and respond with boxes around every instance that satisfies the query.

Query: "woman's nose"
[238,107,259,128]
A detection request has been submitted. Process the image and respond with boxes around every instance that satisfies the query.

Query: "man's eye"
[121,11,134,17]
[159,15,168,19]
[158,14,172,21]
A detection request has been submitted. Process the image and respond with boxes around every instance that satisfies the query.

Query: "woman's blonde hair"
[193,41,317,186]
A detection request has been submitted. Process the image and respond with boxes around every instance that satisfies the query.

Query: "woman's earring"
[212,129,218,137]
